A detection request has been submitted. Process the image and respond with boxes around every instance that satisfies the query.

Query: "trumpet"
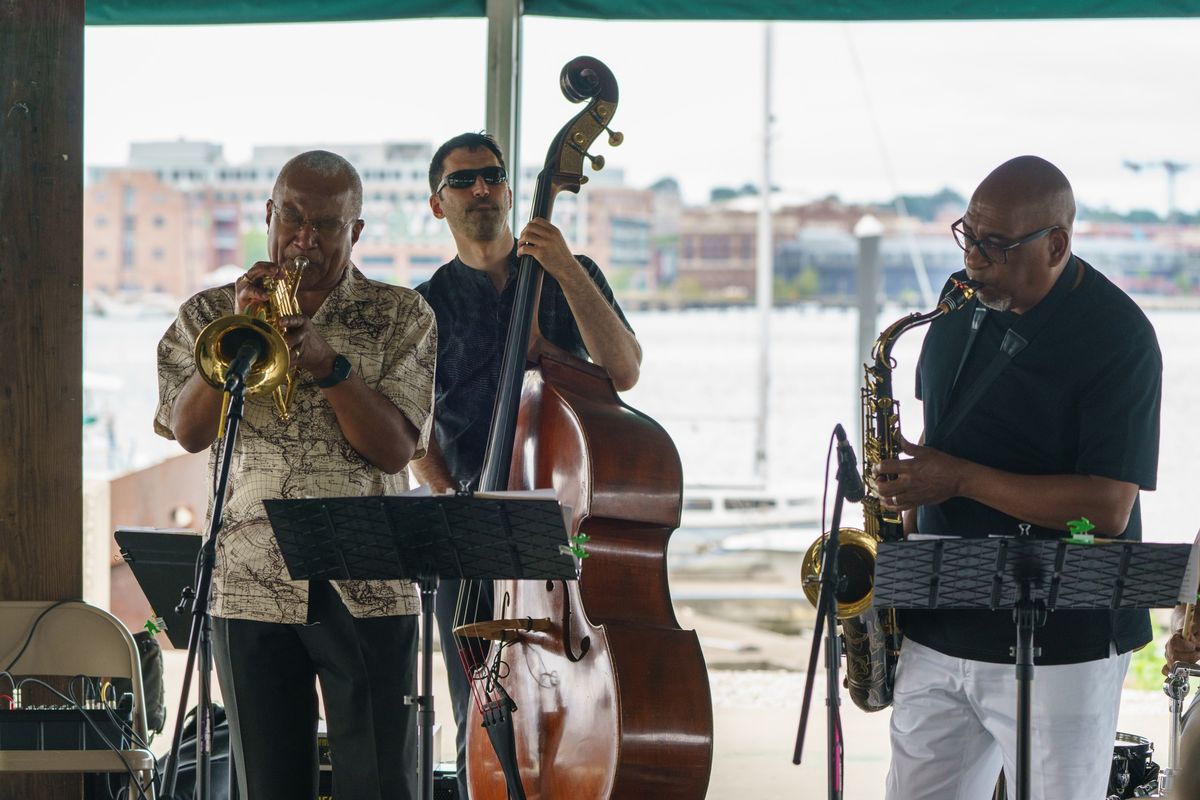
[195,256,309,426]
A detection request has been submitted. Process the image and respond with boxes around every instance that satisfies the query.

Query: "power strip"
[0,706,131,751]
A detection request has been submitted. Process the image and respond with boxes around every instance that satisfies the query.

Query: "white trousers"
[885,638,1131,800]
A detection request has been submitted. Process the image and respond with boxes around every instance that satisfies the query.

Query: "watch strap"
[315,354,352,389]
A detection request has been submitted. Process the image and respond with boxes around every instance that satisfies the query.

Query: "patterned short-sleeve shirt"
[154,264,437,623]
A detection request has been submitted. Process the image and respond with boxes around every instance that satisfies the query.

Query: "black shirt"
[904,257,1162,664]
[415,245,632,490]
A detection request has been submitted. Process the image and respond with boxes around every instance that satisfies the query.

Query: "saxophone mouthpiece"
[938,278,981,313]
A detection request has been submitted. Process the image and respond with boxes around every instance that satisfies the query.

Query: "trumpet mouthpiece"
[293,256,310,271]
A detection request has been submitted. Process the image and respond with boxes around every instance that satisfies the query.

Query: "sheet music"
[473,488,558,501]
[1180,526,1200,604]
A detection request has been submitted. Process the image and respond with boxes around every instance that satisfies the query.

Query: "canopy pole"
[486,0,522,227]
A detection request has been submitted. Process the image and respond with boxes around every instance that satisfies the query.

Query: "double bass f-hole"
[547,580,591,662]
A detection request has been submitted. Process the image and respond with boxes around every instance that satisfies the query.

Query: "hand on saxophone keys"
[874,434,966,512]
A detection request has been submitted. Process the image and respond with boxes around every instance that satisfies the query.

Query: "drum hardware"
[1107,732,1158,799]
[1157,662,1200,796]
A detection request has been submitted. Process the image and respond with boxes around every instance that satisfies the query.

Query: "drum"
[1108,732,1160,799]
[992,732,1162,800]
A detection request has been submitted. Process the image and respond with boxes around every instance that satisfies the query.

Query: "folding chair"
[0,600,157,798]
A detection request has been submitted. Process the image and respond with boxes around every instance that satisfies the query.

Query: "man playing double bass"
[410,131,640,798]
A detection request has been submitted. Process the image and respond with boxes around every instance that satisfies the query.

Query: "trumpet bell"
[194,314,291,395]
[800,527,879,620]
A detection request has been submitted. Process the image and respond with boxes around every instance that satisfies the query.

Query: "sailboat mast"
[753,23,773,485]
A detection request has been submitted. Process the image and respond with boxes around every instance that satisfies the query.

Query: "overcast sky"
[84,16,1200,214]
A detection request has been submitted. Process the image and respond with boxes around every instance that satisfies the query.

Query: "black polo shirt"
[904,257,1162,664]
[415,244,632,490]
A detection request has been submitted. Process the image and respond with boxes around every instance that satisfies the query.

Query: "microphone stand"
[162,372,250,800]
[793,442,859,800]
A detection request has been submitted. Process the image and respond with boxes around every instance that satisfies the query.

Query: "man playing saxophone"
[875,156,1161,800]
[155,150,437,800]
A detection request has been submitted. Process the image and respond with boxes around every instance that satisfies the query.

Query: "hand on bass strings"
[517,218,579,280]
[875,435,965,512]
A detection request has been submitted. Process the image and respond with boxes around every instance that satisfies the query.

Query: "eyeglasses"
[435,166,507,193]
[271,205,353,238]
[951,218,1060,265]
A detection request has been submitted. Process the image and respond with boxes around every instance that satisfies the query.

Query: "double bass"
[459,57,714,799]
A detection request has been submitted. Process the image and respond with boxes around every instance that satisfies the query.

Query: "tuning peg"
[569,137,606,171]
[589,108,624,147]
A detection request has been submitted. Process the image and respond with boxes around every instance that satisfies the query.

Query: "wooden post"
[0,0,85,796]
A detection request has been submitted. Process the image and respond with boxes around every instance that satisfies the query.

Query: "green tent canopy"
[82,0,1200,25]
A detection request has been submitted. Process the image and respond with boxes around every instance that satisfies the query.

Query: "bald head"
[973,155,1075,237]
[273,150,363,218]
[961,156,1077,313]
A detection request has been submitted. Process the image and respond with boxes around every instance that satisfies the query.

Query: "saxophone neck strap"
[930,256,1079,444]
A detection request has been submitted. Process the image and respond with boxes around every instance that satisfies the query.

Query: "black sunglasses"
[436,166,507,193]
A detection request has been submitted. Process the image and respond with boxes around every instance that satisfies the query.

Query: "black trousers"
[212,580,418,800]
[434,578,493,799]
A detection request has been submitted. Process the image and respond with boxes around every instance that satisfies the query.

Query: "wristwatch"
[315,354,352,389]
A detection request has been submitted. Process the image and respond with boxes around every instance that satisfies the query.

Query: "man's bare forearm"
[411,433,456,493]
[170,371,224,452]
[555,264,641,390]
[323,375,420,474]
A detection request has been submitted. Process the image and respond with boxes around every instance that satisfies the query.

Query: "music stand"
[875,537,1194,800]
[264,490,578,800]
[114,527,203,649]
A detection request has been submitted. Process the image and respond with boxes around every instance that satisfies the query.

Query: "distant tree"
[773,267,819,304]
[1127,209,1162,224]
[649,176,680,193]
[794,266,819,298]
[709,183,767,202]
[242,229,268,266]
[872,187,966,222]
[676,277,707,303]
[606,267,634,293]
[1077,204,1177,224]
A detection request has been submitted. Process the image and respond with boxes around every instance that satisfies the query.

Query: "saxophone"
[801,278,978,712]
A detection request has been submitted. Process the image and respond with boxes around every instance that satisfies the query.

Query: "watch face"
[319,355,351,387]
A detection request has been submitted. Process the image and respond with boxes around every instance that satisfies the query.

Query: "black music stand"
[874,537,1194,800]
[114,527,203,649]
[264,490,578,800]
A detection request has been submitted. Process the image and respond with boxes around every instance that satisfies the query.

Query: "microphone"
[833,423,866,503]
[222,334,266,392]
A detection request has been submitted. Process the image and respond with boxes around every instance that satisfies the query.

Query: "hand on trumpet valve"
[237,261,283,313]
[278,313,333,375]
